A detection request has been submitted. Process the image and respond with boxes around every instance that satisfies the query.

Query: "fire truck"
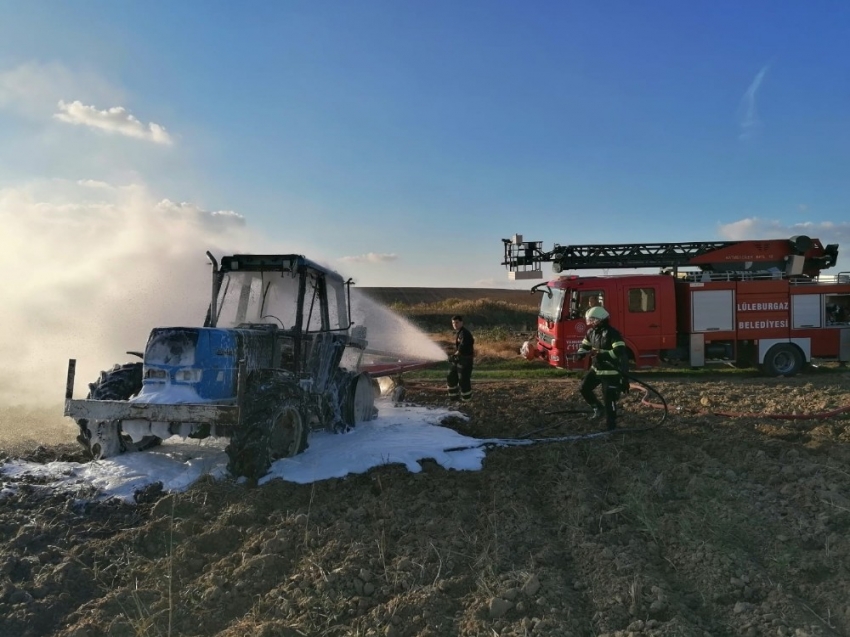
[502,234,850,376]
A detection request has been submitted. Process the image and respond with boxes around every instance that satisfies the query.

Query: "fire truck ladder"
[502,234,837,279]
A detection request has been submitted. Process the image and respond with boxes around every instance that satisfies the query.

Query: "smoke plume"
[0,179,443,448]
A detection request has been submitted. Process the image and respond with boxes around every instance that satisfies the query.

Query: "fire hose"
[436,373,850,454]
[442,374,668,453]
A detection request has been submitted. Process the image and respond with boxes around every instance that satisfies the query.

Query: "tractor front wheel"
[267,404,308,460]
[226,371,308,481]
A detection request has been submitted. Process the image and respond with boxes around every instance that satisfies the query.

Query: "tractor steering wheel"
[261,315,285,329]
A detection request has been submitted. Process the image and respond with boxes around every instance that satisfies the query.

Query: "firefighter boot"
[607,403,617,431]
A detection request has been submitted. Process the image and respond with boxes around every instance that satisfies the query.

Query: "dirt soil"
[1,373,850,637]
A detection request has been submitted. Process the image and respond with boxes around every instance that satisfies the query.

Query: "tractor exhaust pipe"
[65,359,76,401]
[206,251,219,328]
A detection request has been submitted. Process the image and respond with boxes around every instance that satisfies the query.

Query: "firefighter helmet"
[585,306,609,322]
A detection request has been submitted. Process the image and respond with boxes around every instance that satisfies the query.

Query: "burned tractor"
[64,253,377,480]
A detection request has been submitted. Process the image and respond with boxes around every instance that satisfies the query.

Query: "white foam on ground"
[0,401,485,503]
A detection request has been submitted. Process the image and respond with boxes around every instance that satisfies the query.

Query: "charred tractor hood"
[139,326,279,401]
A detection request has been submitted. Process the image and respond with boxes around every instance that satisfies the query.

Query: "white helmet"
[585,306,609,321]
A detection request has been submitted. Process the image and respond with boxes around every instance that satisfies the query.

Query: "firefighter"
[574,306,629,430]
[447,315,475,401]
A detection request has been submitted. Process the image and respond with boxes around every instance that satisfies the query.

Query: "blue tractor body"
[141,327,239,401]
[139,326,291,402]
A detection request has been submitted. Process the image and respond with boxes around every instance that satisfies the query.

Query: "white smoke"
[0,179,444,452]
[0,179,251,408]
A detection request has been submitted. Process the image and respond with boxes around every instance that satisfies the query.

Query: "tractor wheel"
[343,372,377,427]
[762,344,803,377]
[77,362,161,459]
[226,371,308,481]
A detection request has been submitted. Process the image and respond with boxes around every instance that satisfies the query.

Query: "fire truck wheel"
[78,362,161,458]
[762,344,803,377]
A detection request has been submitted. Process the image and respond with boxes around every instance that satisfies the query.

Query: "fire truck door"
[620,285,663,357]
[692,290,735,331]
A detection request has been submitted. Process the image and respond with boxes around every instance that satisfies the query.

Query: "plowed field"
[2,372,849,637]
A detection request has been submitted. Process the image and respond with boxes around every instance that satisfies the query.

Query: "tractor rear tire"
[226,370,308,481]
[343,372,377,427]
[77,362,161,458]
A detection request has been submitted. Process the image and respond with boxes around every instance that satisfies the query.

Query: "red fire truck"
[502,234,850,376]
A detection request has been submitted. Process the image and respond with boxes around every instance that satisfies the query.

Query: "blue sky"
[2,0,850,292]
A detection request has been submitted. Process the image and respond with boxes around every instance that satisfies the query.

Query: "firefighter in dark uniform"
[447,315,475,401]
[575,306,630,430]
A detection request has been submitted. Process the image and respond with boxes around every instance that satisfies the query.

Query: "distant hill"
[358,287,539,309]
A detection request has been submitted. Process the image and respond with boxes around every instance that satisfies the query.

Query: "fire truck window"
[826,295,850,325]
[579,291,603,312]
[628,288,656,313]
[539,288,566,322]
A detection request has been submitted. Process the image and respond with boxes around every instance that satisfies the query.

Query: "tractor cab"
[205,253,366,389]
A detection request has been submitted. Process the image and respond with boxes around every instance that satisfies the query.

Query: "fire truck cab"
[505,234,850,376]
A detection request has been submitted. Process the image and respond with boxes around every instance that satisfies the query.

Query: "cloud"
[54,100,173,145]
[154,199,245,230]
[0,61,121,118]
[738,65,769,140]
[339,253,399,264]
[77,179,113,189]
[472,277,528,288]
[0,179,250,406]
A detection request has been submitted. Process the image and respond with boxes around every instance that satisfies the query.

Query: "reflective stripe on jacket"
[576,322,628,375]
